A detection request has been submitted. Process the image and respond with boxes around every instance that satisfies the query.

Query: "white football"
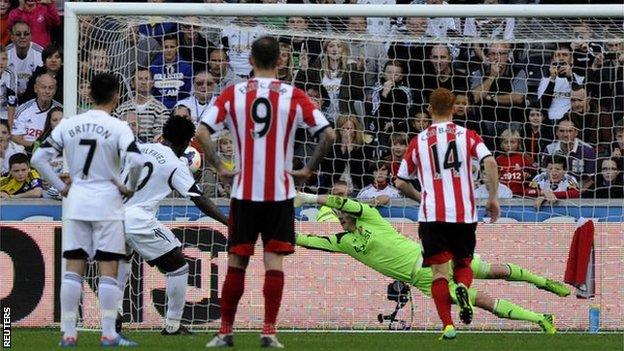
[181,146,202,173]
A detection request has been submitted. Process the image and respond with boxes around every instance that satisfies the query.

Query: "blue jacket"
[149,54,193,109]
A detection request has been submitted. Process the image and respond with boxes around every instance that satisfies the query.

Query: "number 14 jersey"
[398,122,492,224]
[201,78,330,202]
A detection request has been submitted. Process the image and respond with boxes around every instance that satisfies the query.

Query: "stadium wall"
[1,221,622,331]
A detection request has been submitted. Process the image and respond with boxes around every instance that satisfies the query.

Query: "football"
[181,146,202,173]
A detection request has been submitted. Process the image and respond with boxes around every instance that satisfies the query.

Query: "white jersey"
[398,121,492,223]
[124,143,201,232]
[0,69,18,121]
[6,43,43,95]
[47,110,138,221]
[201,78,330,202]
[356,183,402,200]
[12,99,62,142]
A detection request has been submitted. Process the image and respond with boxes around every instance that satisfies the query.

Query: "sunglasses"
[13,31,31,37]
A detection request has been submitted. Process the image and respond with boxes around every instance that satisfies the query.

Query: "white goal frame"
[63,2,624,117]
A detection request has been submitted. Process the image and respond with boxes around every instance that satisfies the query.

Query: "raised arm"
[296,193,369,218]
[295,233,344,253]
[293,127,335,182]
[190,194,228,225]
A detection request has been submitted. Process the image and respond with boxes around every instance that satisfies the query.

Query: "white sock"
[60,272,83,339]
[98,276,122,339]
[165,264,189,332]
[116,259,131,314]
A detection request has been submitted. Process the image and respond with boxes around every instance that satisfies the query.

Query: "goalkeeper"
[294,193,570,337]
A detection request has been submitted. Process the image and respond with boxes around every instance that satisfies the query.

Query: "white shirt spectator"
[221,25,264,77]
[0,69,18,121]
[357,183,402,200]
[463,17,515,40]
[357,0,395,36]
[537,73,585,121]
[176,95,217,126]
[6,42,43,95]
[474,183,513,199]
[12,98,62,143]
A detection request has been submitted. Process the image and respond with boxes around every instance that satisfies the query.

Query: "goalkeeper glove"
[294,192,318,208]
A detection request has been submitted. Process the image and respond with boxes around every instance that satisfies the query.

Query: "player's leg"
[93,221,138,347]
[208,199,255,348]
[258,199,296,348]
[114,253,132,333]
[469,289,556,334]
[59,220,91,346]
[419,222,456,339]
[449,223,478,325]
[483,262,571,297]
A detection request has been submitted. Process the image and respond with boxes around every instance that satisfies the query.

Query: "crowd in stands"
[0,0,623,207]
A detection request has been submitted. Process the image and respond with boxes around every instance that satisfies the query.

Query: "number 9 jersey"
[46,110,141,221]
[397,122,492,224]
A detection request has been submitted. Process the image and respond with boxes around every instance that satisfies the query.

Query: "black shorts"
[227,198,295,256]
[418,221,477,266]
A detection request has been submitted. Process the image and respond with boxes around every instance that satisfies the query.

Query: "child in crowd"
[408,108,431,139]
[527,154,580,209]
[383,132,408,185]
[0,152,42,198]
[496,129,538,196]
[356,161,401,202]
[0,121,25,174]
[216,130,235,198]
[583,158,623,199]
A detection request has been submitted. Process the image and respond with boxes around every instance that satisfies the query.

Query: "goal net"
[63,3,623,332]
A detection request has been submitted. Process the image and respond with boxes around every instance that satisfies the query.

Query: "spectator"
[109,25,161,84]
[77,79,92,113]
[0,152,42,198]
[208,48,244,95]
[0,121,25,174]
[496,129,537,196]
[296,38,365,123]
[258,0,286,28]
[356,161,402,201]
[31,105,62,198]
[138,1,177,38]
[119,110,139,140]
[345,16,387,89]
[408,108,431,140]
[170,105,192,122]
[7,0,59,48]
[463,0,514,41]
[388,17,430,92]
[367,60,411,144]
[221,16,264,77]
[594,39,624,115]
[474,162,513,200]
[544,119,596,190]
[83,46,110,81]
[416,44,469,106]
[583,158,623,199]
[0,0,9,46]
[383,132,408,184]
[537,43,585,121]
[6,21,42,98]
[202,130,235,198]
[114,67,168,142]
[452,94,478,131]
[176,70,217,125]
[320,114,377,192]
[470,42,527,148]
[611,119,624,169]
[529,154,580,209]
[150,34,193,109]
[0,44,17,126]
[283,16,322,71]
[22,42,62,103]
[523,106,554,162]
[570,21,602,78]
[11,73,60,150]
[178,22,216,74]
[277,42,295,83]
[566,84,612,154]
[357,0,394,36]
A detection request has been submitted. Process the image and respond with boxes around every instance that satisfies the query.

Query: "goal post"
[59,2,624,332]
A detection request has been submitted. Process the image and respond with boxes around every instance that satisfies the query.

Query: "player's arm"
[394,137,422,202]
[296,193,375,219]
[31,123,67,193]
[482,156,499,202]
[298,127,335,179]
[123,141,146,193]
[195,124,223,172]
[295,232,344,253]
[196,88,231,176]
[394,178,421,203]
[190,193,228,225]
[471,130,500,222]
[171,165,228,225]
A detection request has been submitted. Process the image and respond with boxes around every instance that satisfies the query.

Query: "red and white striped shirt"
[201,78,330,202]
[397,121,492,223]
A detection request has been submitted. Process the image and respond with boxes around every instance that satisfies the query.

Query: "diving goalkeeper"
[294,193,570,336]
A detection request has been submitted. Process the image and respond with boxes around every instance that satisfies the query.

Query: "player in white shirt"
[6,21,43,96]
[395,88,500,340]
[116,115,227,336]
[31,73,145,347]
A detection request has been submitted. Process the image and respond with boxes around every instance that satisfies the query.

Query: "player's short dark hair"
[89,72,120,105]
[546,154,568,170]
[163,115,196,147]
[9,153,29,167]
[251,36,280,70]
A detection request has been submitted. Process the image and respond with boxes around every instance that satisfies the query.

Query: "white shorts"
[63,220,127,260]
[125,221,181,263]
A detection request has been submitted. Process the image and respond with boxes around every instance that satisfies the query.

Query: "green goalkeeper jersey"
[296,196,423,284]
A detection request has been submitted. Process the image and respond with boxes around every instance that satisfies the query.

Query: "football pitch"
[8,329,623,350]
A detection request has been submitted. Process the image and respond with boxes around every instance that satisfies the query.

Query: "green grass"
[9,328,623,351]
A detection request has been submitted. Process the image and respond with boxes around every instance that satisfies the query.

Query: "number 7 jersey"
[201,78,330,202]
[397,121,492,223]
[46,110,138,221]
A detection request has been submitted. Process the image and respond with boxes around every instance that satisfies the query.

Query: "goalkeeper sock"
[493,299,543,323]
[219,266,246,335]
[431,278,454,327]
[262,270,284,335]
[116,259,131,314]
[453,258,474,288]
[506,263,547,288]
[165,264,189,332]
[60,272,83,339]
[98,276,122,339]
